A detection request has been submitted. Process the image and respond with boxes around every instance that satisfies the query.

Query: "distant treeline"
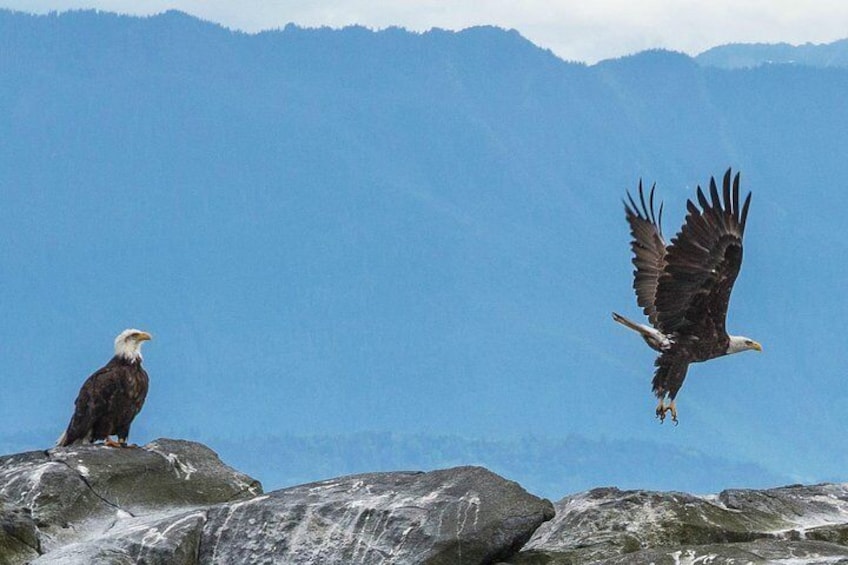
[207,431,790,499]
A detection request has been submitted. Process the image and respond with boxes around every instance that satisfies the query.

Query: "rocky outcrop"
[200,466,554,564]
[0,439,260,564]
[514,484,848,564]
[0,439,554,564]
[17,438,848,564]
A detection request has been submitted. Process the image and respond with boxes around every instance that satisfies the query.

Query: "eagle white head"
[726,335,763,355]
[114,329,153,361]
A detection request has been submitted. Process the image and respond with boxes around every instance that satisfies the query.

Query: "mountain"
[1,10,848,497]
[0,430,793,501]
[206,432,792,500]
[697,38,848,68]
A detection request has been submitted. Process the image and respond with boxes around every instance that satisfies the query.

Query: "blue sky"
[0,1,847,62]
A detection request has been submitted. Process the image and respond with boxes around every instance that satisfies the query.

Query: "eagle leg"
[655,398,666,421]
[655,399,679,425]
[103,437,138,448]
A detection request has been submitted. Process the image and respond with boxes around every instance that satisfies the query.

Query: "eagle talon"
[655,399,668,423]
[655,401,678,425]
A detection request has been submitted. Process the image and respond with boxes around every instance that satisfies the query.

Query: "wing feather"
[740,191,752,234]
[60,365,116,446]
[654,168,752,341]
[723,169,732,209]
[624,181,667,327]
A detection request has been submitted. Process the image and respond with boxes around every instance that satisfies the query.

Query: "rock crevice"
[50,454,135,519]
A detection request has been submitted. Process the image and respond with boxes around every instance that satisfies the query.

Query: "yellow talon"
[655,400,679,425]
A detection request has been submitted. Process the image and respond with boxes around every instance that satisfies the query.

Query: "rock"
[199,465,555,564]
[13,436,848,565]
[517,483,848,564]
[32,509,207,565]
[0,439,259,563]
[0,500,41,564]
[48,438,262,512]
[0,441,553,564]
[595,539,848,564]
[0,449,117,552]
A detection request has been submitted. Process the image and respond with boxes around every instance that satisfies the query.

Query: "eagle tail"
[612,312,670,351]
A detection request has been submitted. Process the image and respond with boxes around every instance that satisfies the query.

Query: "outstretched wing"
[654,169,752,340]
[624,180,667,327]
[60,366,121,446]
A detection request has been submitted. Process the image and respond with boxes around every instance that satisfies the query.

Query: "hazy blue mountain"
[697,38,848,68]
[207,432,793,499]
[1,10,847,497]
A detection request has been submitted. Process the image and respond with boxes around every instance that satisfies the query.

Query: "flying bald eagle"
[57,329,152,447]
[613,169,761,424]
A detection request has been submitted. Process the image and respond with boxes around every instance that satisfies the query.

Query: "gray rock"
[0,439,260,562]
[0,441,553,565]
[49,438,262,512]
[32,509,207,565]
[519,483,848,564]
[198,465,555,564]
[596,539,848,564]
[0,500,41,564]
[0,449,115,551]
[718,483,848,527]
[521,487,777,563]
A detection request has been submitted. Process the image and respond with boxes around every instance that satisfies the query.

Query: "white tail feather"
[612,312,671,351]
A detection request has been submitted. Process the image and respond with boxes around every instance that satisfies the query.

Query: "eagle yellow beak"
[137,332,153,342]
[752,341,762,352]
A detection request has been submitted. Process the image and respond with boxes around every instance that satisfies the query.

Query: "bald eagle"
[57,329,152,447]
[613,169,761,424]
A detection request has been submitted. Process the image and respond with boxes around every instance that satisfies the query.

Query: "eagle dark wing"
[654,169,752,340]
[60,365,119,446]
[624,181,667,327]
[59,359,148,446]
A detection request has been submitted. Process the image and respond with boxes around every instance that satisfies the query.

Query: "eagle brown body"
[58,329,152,447]
[613,169,761,423]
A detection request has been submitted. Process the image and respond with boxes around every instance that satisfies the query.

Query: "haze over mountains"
[1,9,847,497]
[696,38,848,68]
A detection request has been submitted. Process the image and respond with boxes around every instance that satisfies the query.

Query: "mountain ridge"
[696,37,848,68]
[7,8,848,69]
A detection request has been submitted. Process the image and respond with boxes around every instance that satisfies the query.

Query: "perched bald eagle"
[613,169,761,424]
[57,329,152,447]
